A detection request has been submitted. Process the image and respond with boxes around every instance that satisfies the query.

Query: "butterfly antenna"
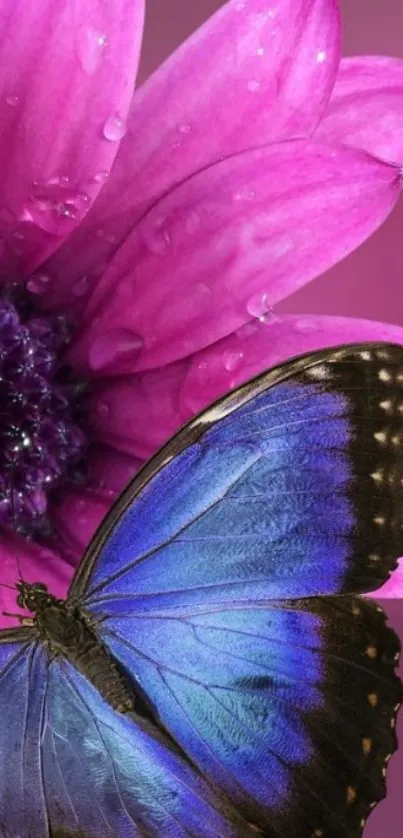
[9,467,25,585]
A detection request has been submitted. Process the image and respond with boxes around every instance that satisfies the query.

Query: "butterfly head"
[16,581,50,614]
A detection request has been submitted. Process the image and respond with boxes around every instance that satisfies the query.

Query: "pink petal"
[44,0,340,298]
[0,534,71,629]
[50,489,110,565]
[0,0,144,279]
[369,561,403,598]
[89,363,189,460]
[316,56,403,162]
[89,313,403,459]
[68,142,401,375]
[87,444,143,494]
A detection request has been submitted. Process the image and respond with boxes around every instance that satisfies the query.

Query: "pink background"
[139,2,403,836]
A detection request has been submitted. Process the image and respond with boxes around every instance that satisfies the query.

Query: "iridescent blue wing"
[68,343,403,836]
[89,596,402,837]
[72,343,403,604]
[0,632,253,837]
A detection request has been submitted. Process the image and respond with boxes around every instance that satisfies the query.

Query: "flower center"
[0,289,88,538]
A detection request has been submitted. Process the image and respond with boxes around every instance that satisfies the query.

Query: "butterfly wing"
[0,632,254,837]
[67,343,403,836]
[93,596,402,837]
[71,343,403,605]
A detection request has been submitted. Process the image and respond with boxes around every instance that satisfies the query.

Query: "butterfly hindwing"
[0,635,253,837]
[93,596,402,837]
[66,342,403,836]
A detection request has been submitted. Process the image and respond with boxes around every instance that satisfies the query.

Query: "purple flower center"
[0,289,88,538]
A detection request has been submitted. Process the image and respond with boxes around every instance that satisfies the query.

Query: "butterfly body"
[18,581,135,714]
[0,342,402,838]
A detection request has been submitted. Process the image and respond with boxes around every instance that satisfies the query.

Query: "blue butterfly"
[0,342,402,838]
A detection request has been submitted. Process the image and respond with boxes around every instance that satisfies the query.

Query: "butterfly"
[0,342,402,838]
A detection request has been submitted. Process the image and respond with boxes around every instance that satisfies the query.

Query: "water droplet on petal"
[234,187,257,202]
[43,176,69,188]
[103,114,127,142]
[247,292,270,318]
[26,274,52,295]
[89,329,144,371]
[258,308,277,325]
[194,282,212,299]
[317,49,327,63]
[236,321,260,339]
[222,350,245,372]
[256,46,265,56]
[93,170,109,183]
[247,79,261,93]
[178,123,192,134]
[72,276,90,297]
[142,217,172,256]
[6,95,20,108]
[185,212,201,234]
[294,318,318,333]
[78,27,108,75]
[55,202,78,220]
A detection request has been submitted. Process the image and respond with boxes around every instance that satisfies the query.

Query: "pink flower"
[1,0,403,626]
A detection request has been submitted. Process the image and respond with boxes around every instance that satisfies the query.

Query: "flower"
[1,0,403,627]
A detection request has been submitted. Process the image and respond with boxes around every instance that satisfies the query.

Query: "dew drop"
[78,27,108,75]
[247,291,270,319]
[194,282,212,300]
[19,207,33,223]
[6,95,20,108]
[236,321,260,339]
[294,317,318,333]
[234,187,257,202]
[43,175,70,188]
[256,46,265,56]
[317,49,327,63]
[93,170,109,183]
[222,350,245,372]
[26,274,52,295]
[178,123,192,134]
[185,211,201,234]
[142,217,172,256]
[89,329,144,371]
[247,80,261,93]
[55,202,78,220]
[72,276,90,297]
[103,114,127,142]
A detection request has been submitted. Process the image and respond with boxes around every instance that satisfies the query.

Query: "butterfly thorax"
[17,581,135,715]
